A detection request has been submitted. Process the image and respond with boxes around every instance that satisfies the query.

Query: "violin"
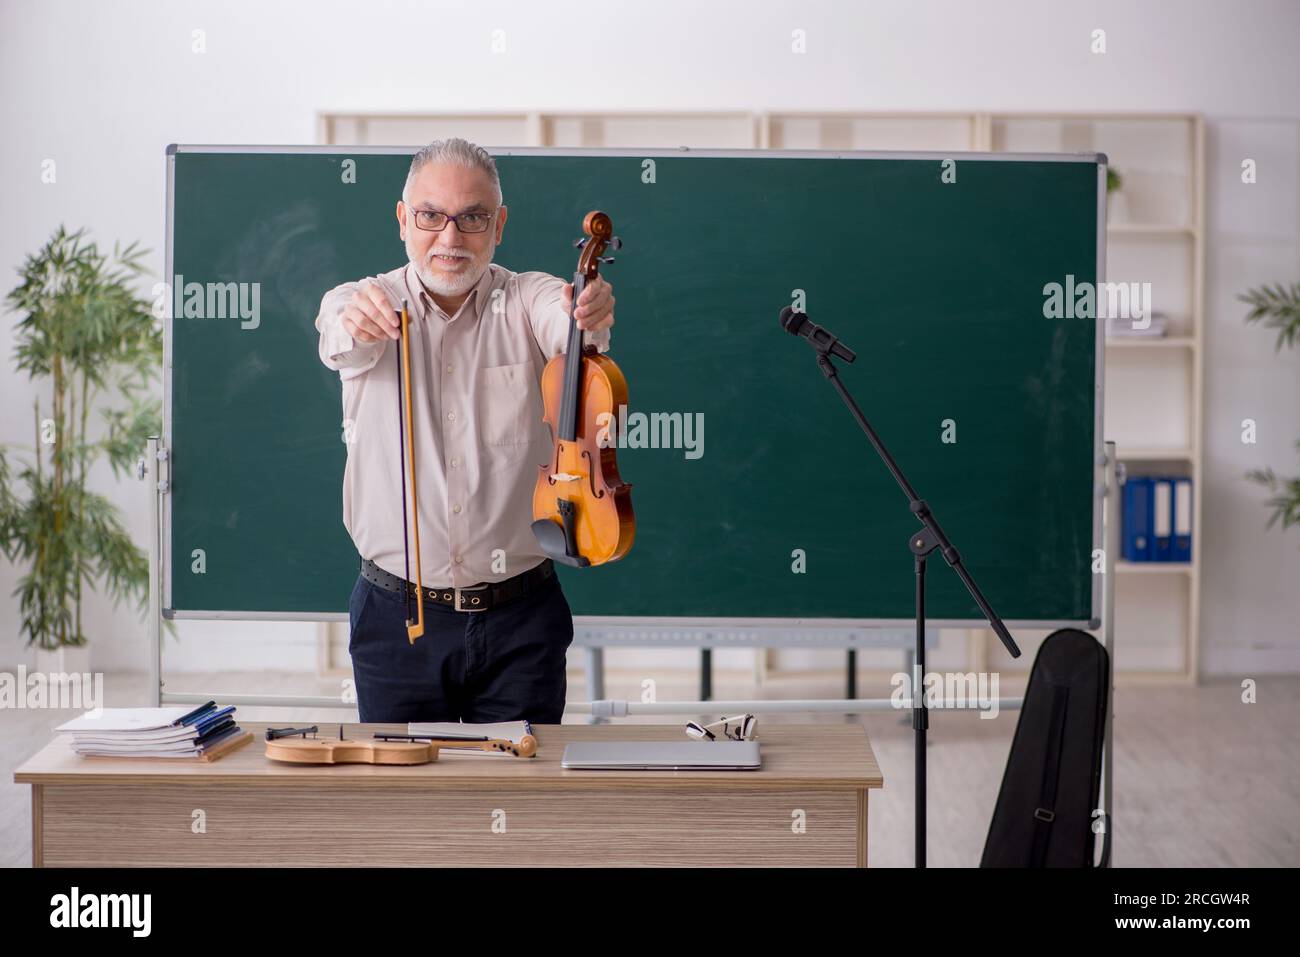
[531,211,635,567]
[265,730,539,765]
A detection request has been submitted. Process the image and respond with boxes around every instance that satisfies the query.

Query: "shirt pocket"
[477,360,541,446]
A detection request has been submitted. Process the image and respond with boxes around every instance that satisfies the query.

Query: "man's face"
[398,162,507,298]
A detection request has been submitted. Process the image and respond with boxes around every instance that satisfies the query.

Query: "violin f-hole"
[581,449,605,499]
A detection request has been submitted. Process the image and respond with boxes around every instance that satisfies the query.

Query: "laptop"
[561,740,761,771]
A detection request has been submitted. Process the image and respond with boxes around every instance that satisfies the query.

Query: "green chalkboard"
[166,146,1101,623]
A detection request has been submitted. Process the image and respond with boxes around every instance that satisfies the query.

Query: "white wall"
[1,0,1297,675]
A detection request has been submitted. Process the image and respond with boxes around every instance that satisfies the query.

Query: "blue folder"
[1122,477,1153,561]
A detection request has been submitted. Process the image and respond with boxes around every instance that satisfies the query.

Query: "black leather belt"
[359,557,555,613]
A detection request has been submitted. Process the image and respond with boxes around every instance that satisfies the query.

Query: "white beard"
[408,239,495,298]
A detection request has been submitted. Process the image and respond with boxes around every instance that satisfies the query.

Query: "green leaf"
[2,225,160,648]
[1239,281,1300,353]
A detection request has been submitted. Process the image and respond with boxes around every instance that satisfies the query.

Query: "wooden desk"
[15,722,883,867]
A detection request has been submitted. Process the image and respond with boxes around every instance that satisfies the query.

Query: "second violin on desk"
[264,728,538,765]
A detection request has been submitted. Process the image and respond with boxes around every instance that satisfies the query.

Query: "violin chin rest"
[531,517,591,568]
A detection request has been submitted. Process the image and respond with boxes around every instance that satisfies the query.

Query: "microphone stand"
[802,337,1022,868]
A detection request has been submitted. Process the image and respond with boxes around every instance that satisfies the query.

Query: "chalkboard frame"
[162,144,1106,627]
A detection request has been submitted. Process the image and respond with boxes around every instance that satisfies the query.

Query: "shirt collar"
[403,261,497,323]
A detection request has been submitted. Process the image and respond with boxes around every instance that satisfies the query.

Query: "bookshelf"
[318,109,1205,683]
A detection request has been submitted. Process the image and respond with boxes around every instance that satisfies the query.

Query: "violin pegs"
[574,237,587,248]
[609,236,623,250]
[599,257,615,264]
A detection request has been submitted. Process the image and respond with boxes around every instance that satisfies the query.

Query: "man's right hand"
[341,280,401,342]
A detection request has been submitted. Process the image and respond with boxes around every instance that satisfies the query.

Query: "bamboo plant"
[1240,281,1300,536]
[0,226,162,650]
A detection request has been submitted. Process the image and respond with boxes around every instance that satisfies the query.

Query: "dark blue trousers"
[347,569,574,724]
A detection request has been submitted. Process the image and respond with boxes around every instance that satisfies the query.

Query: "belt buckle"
[454,584,489,613]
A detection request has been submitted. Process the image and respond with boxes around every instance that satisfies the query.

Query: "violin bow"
[395,298,425,643]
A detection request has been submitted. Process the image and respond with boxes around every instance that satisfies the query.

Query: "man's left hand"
[562,276,615,334]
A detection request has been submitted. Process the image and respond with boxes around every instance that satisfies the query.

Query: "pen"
[175,701,216,726]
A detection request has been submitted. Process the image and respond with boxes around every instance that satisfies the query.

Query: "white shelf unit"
[318,110,1204,683]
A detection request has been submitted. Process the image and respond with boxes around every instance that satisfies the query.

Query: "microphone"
[779,307,857,363]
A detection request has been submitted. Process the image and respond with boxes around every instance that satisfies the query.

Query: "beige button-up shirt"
[315,261,611,588]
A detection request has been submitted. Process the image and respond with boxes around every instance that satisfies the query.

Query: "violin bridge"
[550,471,582,482]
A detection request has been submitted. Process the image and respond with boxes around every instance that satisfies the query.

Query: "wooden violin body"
[533,346,635,566]
[265,734,539,765]
[266,738,441,765]
[531,211,635,567]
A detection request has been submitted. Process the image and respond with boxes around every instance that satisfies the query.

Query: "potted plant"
[0,226,162,675]
[1240,281,1300,536]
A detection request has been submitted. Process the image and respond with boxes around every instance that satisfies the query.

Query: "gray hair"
[402,137,503,207]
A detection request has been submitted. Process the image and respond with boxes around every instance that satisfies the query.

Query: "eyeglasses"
[411,208,497,233]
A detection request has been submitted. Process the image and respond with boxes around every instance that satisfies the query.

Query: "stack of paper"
[55,702,244,758]
[1105,313,1169,338]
